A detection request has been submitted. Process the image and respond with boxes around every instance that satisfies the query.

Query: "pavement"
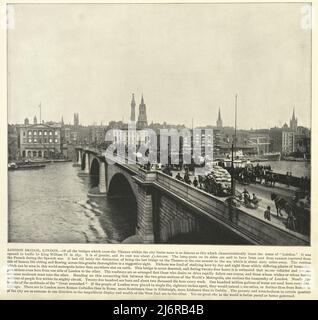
[169,168,308,240]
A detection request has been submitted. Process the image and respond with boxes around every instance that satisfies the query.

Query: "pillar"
[84,153,89,174]
[77,150,82,165]
[99,162,107,193]
[136,186,155,243]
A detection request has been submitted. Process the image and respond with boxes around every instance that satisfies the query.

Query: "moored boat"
[260,152,281,161]
[29,159,52,164]
[52,159,72,163]
[8,162,46,171]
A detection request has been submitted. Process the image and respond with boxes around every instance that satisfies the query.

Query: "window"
[44,131,47,136]
[39,131,42,136]
[55,131,58,136]
[54,138,58,143]
[44,138,47,143]
[28,130,32,136]
[23,131,26,136]
[49,138,52,143]
[33,131,37,136]
[33,138,37,143]
[49,131,52,136]
[28,138,32,143]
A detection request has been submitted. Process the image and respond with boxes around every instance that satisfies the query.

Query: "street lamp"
[231,94,238,196]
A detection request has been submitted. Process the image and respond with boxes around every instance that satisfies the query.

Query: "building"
[245,129,271,155]
[8,124,19,161]
[269,127,283,153]
[282,130,295,155]
[137,95,148,129]
[18,117,62,158]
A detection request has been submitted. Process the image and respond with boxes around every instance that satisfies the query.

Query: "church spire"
[137,94,148,129]
[130,93,136,122]
[216,107,223,128]
[290,107,298,132]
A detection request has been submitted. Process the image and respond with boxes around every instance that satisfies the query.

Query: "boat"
[260,152,281,161]
[8,162,46,171]
[52,159,72,163]
[29,159,52,164]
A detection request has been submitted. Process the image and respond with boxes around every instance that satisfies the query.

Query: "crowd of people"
[236,164,276,186]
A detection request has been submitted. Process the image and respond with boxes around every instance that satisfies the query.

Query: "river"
[254,160,310,178]
[8,162,136,243]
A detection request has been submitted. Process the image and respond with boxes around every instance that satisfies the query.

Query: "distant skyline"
[8,3,311,129]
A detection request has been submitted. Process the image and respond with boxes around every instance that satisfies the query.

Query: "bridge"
[74,146,309,246]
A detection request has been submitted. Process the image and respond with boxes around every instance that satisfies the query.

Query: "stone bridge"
[75,147,309,246]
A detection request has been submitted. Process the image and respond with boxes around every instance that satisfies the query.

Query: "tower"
[74,113,79,127]
[33,115,37,125]
[289,108,298,132]
[130,93,136,122]
[137,94,148,129]
[61,116,64,126]
[216,108,223,128]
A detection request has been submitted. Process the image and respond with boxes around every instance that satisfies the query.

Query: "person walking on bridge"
[264,206,271,221]
[176,172,183,181]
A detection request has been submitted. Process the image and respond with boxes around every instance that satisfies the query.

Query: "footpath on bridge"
[170,169,309,243]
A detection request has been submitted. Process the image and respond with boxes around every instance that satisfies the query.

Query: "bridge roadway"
[170,169,306,239]
[75,146,310,245]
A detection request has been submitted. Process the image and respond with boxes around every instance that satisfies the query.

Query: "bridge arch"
[108,173,137,200]
[108,173,138,238]
[90,157,100,188]
[81,153,86,170]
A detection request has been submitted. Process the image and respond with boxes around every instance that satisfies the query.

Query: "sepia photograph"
[7,2,311,246]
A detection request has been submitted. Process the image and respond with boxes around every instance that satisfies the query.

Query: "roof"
[19,123,62,129]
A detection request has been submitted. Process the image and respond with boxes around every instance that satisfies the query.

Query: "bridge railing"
[154,171,309,246]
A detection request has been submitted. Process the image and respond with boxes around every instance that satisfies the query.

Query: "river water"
[254,160,310,178]
[8,162,136,243]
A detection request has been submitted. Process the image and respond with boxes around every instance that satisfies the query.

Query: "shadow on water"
[166,218,252,245]
[86,171,138,243]
[95,196,137,242]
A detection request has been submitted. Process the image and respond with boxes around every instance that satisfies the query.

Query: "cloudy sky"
[8,3,311,129]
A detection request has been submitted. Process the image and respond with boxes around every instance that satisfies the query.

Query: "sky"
[7,3,311,129]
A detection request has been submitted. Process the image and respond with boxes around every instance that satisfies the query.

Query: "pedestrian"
[193,177,198,188]
[286,172,290,187]
[264,206,271,221]
[176,172,183,181]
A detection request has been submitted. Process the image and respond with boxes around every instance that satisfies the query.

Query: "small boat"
[8,162,46,171]
[29,159,52,164]
[260,152,281,161]
[52,159,72,163]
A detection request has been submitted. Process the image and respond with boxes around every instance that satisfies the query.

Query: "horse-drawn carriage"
[271,192,310,235]
[198,166,232,197]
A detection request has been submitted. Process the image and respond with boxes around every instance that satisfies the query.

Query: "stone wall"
[158,194,198,243]
[136,186,154,243]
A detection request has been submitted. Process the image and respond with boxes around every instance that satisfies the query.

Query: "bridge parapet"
[152,171,309,245]
[74,146,309,245]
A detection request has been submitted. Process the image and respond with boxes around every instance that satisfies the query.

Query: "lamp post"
[231,140,235,196]
[231,94,238,196]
